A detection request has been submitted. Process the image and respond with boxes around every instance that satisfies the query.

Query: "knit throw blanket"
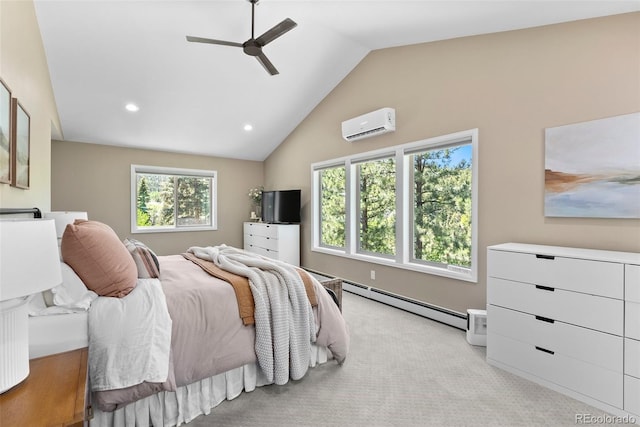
[187,245,316,385]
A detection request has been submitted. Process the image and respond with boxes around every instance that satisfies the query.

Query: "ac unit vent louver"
[345,127,389,141]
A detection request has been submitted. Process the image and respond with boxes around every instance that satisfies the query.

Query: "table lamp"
[0,219,62,393]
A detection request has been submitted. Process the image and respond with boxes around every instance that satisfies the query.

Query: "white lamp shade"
[43,211,88,238]
[0,219,63,301]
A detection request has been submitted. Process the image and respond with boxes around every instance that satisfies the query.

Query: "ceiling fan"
[186,0,297,76]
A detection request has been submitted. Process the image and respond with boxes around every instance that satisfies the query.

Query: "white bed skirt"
[91,344,329,427]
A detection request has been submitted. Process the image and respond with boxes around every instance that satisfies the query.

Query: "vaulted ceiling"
[34,1,639,161]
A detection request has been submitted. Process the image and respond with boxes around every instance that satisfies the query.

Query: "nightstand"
[0,347,90,427]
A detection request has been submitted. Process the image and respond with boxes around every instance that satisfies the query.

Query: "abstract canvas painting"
[545,112,640,218]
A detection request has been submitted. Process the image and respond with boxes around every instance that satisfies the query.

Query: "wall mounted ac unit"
[342,107,395,141]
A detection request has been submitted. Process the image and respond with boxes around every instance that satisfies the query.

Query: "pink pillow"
[61,219,137,298]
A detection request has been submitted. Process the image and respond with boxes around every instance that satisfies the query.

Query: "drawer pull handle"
[535,315,555,324]
[535,346,555,355]
[535,285,555,292]
[535,254,555,260]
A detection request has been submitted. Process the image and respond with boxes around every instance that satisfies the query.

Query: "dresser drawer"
[625,338,640,378]
[627,265,640,303]
[488,277,623,336]
[625,375,640,416]
[627,301,640,341]
[488,249,623,299]
[246,234,279,251]
[245,244,279,260]
[244,222,279,238]
[488,305,622,371]
[488,333,623,408]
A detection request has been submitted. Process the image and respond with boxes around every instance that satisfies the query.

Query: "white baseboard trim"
[342,281,467,330]
[304,268,466,330]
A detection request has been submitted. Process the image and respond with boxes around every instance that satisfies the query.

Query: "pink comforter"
[93,254,349,411]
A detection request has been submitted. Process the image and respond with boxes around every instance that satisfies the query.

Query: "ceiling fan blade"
[255,18,297,46]
[186,35,243,48]
[255,52,279,75]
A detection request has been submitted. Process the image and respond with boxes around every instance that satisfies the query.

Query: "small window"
[131,165,217,233]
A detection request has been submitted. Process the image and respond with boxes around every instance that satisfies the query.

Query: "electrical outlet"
[370,270,376,280]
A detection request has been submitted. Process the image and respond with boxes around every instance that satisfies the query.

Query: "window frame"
[130,164,218,234]
[311,128,478,282]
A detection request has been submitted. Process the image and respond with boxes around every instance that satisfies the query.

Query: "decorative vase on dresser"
[487,243,640,421]
[243,222,300,266]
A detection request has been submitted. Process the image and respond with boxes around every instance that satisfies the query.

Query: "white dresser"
[487,243,640,419]
[243,222,300,266]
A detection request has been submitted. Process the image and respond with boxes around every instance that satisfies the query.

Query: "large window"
[357,157,396,257]
[312,129,478,282]
[131,165,217,233]
[319,166,346,248]
[410,144,472,269]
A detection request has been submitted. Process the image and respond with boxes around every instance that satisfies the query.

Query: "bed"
[2,210,349,427]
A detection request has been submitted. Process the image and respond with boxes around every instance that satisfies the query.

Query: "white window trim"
[131,164,218,234]
[311,128,478,282]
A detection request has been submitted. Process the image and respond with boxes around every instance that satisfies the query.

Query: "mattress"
[29,311,89,359]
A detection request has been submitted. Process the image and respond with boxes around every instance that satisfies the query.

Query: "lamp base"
[0,298,30,394]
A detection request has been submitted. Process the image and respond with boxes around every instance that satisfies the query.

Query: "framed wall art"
[10,98,30,189]
[544,112,640,218]
[0,78,11,184]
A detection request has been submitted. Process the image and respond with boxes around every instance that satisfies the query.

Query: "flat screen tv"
[261,189,301,224]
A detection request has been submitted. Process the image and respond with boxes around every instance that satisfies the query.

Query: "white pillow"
[29,263,99,316]
[48,263,98,310]
[53,263,99,309]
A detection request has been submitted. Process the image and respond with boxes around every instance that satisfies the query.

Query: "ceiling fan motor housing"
[243,40,262,56]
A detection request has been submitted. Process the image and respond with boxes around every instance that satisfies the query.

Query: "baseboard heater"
[304,268,466,330]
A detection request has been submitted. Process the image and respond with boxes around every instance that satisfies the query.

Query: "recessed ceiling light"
[244,124,253,131]
[125,103,139,112]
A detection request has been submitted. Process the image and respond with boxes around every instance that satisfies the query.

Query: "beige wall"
[265,13,640,313]
[0,0,61,211]
[52,140,263,255]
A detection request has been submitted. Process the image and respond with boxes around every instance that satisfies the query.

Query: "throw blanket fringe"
[187,245,315,385]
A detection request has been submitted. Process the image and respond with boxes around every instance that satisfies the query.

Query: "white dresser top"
[488,243,640,265]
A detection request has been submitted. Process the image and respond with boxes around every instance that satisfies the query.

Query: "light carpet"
[189,291,612,426]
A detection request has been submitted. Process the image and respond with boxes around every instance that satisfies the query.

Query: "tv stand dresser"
[487,243,640,420]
